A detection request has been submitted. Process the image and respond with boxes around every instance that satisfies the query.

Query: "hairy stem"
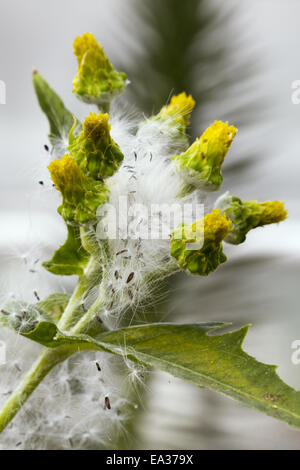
[0,347,72,433]
[58,256,101,331]
[0,236,176,434]
[0,256,105,434]
[71,295,104,335]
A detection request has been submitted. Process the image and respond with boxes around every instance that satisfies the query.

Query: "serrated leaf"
[43,225,90,276]
[32,72,81,156]
[6,319,300,429]
[98,323,300,429]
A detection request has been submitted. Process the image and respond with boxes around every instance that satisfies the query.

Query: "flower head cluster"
[40,32,287,327]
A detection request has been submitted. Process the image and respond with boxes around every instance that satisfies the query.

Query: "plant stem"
[97,102,110,114]
[0,234,175,434]
[58,257,100,331]
[0,346,72,433]
[71,295,104,335]
[0,256,105,434]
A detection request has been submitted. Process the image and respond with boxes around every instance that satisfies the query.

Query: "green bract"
[68,112,124,180]
[32,71,81,157]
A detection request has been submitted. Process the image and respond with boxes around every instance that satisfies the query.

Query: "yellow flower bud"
[48,155,109,224]
[48,155,84,201]
[172,121,237,193]
[215,192,287,244]
[170,209,232,275]
[68,112,124,180]
[73,33,127,109]
[158,92,195,129]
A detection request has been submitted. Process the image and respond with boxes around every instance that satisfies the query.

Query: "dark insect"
[134,151,137,161]
[116,249,128,256]
[104,396,111,410]
[33,290,40,301]
[95,362,101,372]
[16,442,22,447]
[128,289,133,300]
[126,272,134,284]
[1,309,10,316]
[96,315,103,324]
[44,144,49,152]
[15,312,26,323]
[114,270,119,279]
[38,181,44,186]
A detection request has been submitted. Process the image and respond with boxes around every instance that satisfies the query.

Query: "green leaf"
[37,293,70,322]
[0,317,98,350]
[32,71,81,155]
[23,321,60,346]
[5,318,300,429]
[98,323,300,429]
[43,225,90,276]
[18,320,102,351]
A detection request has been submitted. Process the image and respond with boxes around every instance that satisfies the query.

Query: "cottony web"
[0,33,297,448]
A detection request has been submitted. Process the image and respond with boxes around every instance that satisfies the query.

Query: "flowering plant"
[0,33,298,445]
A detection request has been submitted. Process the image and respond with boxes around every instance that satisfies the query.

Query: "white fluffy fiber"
[1,104,203,449]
